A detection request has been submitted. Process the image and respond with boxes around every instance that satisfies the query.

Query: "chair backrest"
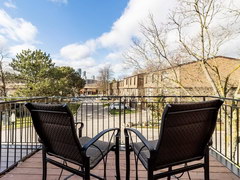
[154,99,223,168]
[25,103,84,164]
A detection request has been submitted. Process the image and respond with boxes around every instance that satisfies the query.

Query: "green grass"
[103,103,110,107]
[3,117,32,129]
[2,103,80,129]
[215,122,225,131]
[67,103,81,115]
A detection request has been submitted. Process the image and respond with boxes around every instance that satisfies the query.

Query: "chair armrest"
[208,139,213,146]
[124,128,155,152]
[75,122,84,128]
[38,138,43,143]
[82,128,120,151]
[75,122,84,137]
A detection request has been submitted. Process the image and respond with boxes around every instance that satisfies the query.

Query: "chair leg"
[125,136,130,180]
[115,135,121,180]
[84,158,90,180]
[134,154,139,180]
[167,166,172,180]
[204,149,210,180]
[147,169,154,180]
[147,159,154,180]
[42,146,47,180]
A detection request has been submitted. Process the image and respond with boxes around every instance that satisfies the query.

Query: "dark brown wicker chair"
[25,103,120,180]
[125,100,223,180]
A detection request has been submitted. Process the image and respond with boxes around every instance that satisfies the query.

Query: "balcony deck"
[0,150,239,180]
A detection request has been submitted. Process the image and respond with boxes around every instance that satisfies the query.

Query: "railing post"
[0,111,2,169]
[45,97,48,104]
[119,97,122,144]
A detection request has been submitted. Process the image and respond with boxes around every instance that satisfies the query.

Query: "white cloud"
[97,0,176,48]
[49,0,68,4]
[84,64,109,79]
[53,56,96,69]
[59,0,176,57]
[106,52,124,61]
[218,36,240,58]
[60,40,96,60]
[78,57,96,67]
[0,10,37,43]
[0,35,7,48]
[57,40,97,78]
[112,63,129,74]
[9,43,36,56]
[57,0,177,78]
[4,0,17,9]
[60,44,91,60]
[15,20,37,42]
[81,60,130,79]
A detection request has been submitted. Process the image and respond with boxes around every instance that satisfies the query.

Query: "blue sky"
[0,0,239,79]
[0,0,179,79]
[10,0,128,52]
[0,0,132,78]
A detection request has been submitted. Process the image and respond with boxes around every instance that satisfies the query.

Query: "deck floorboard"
[0,151,239,180]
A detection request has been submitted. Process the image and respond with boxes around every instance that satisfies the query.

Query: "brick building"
[103,56,240,97]
[118,73,145,96]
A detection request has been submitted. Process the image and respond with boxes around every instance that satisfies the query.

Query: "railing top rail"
[54,95,240,102]
[0,97,48,104]
[0,95,239,104]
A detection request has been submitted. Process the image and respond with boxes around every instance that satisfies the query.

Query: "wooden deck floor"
[0,150,239,180]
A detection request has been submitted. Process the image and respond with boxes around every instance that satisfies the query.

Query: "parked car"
[109,103,128,110]
[100,97,111,100]
[71,97,81,102]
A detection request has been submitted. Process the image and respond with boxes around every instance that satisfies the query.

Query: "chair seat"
[80,137,114,168]
[132,140,158,169]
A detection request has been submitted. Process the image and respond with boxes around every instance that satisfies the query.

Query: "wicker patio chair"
[25,103,120,180]
[125,99,223,180]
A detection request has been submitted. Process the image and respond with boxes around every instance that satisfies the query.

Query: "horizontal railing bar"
[53,95,240,102]
[0,97,48,105]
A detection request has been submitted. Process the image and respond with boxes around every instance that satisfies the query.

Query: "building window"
[161,71,167,81]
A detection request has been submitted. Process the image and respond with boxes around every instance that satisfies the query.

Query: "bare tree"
[124,0,240,160]
[170,0,240,97]
[124,14,171,72]
[227,0,240,22]
[170,0,240,160]
[98,65,112,95]
[124,14,198,96]
[125,1,240,97]
[0,49,8,97]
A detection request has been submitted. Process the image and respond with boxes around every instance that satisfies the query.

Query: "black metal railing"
[73,95,239,176]
[0,95,239,176]
[0,97,48,174]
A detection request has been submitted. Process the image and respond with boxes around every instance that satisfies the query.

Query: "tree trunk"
[0,61,7,97]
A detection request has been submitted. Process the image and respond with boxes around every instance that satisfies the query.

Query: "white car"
[109,103,128,110]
